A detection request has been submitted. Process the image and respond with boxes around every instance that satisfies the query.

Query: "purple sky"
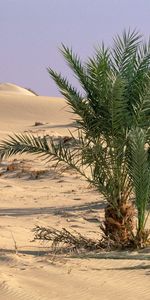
[1,0,150,96]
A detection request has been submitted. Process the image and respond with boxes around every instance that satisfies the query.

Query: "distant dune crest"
[0,83,36,96]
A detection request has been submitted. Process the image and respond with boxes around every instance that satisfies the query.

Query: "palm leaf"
[112,29,141,76]
[60,44,93,98]
[0,133,93,181]
[128,128,150,231]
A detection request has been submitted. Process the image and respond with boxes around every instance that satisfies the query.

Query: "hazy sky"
[1,0,150,96]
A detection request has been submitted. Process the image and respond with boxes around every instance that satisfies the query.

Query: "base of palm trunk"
[135,229,150,248]
[101,203,135,247]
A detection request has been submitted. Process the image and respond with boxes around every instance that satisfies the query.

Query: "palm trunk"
[102,202,135,247]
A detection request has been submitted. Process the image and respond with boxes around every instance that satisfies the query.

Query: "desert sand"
[0,83,149,300]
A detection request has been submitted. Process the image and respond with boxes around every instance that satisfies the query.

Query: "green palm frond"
[0,130,130,206]
[128,128,150,231]
[0,134,55,161]
[60,44,94,98]
[86,44,112,100]
[47,68,97,135]
[0,133,91,180]
[47,68,110,139]
[47,68,83,111]
[110,76,129,135]
[112,29,141,75]
[126,44,150,120]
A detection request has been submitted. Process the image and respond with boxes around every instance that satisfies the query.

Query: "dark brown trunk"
[102,203,135,247]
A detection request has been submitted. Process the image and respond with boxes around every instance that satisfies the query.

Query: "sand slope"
[0,92,72,135]
[0,83,36,96]
[0,84,149,300]
[0,254,149,300]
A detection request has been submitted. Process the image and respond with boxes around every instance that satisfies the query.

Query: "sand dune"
[0,84,149,300]
[0,90,73,136]
[0,83,36,96]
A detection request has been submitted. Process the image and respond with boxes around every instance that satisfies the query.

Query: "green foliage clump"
[0,30,150,248]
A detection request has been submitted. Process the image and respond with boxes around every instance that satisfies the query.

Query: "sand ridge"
[0,84,149,299]
[0,83,36,96]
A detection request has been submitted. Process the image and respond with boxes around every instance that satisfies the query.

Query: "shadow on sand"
[0,201,105,217]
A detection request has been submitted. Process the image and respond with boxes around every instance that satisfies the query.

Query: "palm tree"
[0,30,150,248]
